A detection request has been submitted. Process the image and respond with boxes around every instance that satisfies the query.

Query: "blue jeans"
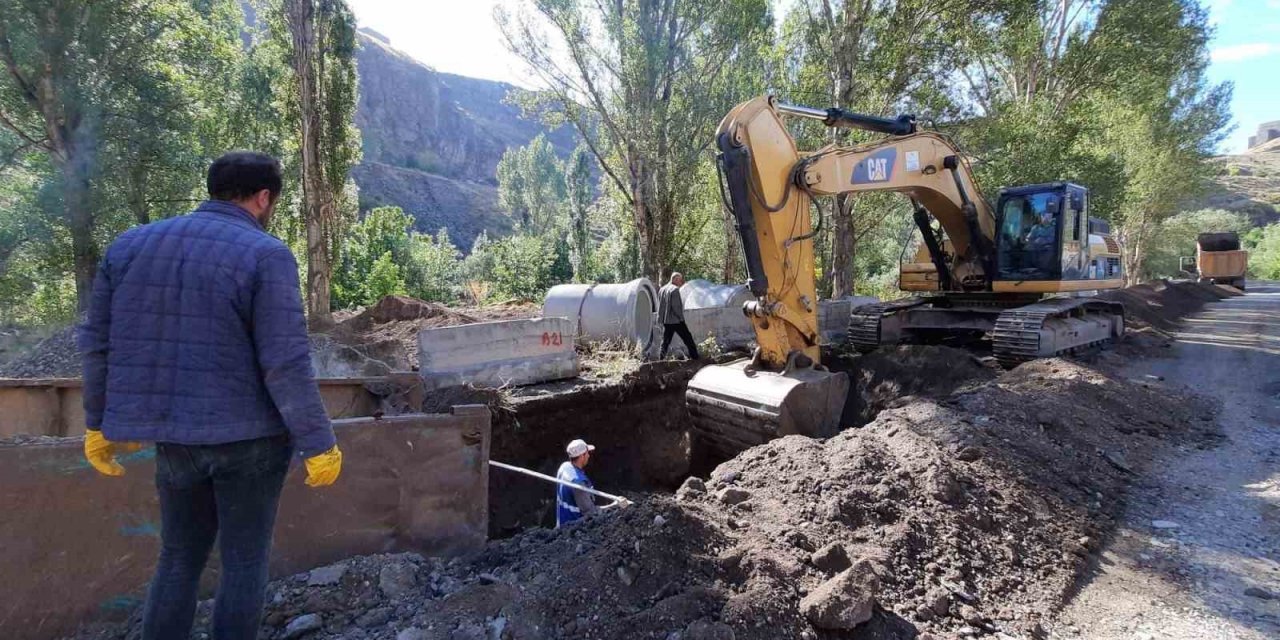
[142,434,292,640]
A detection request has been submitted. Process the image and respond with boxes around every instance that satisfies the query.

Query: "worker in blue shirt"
[556,439,598,527]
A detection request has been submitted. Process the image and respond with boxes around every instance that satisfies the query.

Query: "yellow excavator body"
[687,96,1128,456]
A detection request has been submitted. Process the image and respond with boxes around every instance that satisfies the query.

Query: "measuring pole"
[488,460,633,506]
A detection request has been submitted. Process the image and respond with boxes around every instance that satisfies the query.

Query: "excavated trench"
[461,345,998,538]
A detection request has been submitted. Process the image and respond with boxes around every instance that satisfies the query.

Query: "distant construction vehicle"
[1182,232,1248,290]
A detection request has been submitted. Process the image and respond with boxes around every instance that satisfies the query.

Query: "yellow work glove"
[84,430,144,477]
[304,445,342,488]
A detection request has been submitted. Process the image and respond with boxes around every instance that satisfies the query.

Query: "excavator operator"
[1023,194,1060,272]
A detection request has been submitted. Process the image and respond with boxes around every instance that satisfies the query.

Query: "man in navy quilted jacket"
[78,151,342,640]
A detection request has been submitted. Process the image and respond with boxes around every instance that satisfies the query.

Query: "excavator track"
[846,298,930,352]
[991,298,1125,368]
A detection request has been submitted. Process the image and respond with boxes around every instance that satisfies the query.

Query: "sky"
[1205,0,1280,153]
[347,0,1279,154]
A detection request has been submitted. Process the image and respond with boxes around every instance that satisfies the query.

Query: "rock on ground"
[799,560,880,630]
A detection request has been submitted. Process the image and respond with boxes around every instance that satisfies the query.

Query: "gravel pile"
[0,326,80,379]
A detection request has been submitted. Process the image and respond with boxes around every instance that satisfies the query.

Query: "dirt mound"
[78,358,1216,640]
[833,345,999,426]
[341,296,479,333]
[0,327,80,379]
[1100,280,1239,333]
[314,296,539,374]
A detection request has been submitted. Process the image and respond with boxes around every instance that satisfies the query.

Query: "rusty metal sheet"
[0,407,489,640]
[0,376,421,439]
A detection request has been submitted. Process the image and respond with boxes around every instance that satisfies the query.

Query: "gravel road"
[1051,281,1280,639]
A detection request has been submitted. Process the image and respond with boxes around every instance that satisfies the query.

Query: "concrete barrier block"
[0,408,491,640]
[419,317,578,390]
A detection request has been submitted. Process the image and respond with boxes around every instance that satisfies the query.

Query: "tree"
[498,0,774,281]
[463,234,557,302]
[364,251,406,300]
[1245,224,1280,280]
[1143,208,1250,279]
[781,0,983,295]
[281,0,361,325]
[957,0,1229,282]
[564,144,594,282]
[0,0,243,311]
[404,230,461,303]
[496,134,566,235]
[332,205,412,308]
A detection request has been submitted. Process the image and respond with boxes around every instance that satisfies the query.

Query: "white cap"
[566,439,596,458]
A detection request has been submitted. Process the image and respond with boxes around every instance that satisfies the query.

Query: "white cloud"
[1210,42,1280,62]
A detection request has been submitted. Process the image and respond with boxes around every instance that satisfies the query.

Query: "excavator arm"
[716,95,997,371]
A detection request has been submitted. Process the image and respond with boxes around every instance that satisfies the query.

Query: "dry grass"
[577,338,644,380]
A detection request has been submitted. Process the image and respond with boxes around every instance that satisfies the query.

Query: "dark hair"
[207,151,283,202]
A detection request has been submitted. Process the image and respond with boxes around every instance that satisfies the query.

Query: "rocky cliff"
[352,31,575,249]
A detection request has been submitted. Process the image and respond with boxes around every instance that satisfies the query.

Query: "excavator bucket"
[686,359,849,458]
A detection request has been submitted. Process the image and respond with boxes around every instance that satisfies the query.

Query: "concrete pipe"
[680,279,754,310]
[543,278,659,349]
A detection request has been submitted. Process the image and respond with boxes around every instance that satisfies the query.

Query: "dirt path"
[1051,282,1280,639]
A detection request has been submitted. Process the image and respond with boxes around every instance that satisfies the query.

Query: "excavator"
[686,96,1127,457]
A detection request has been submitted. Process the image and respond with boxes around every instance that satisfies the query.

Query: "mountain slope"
[1200,143,1280,227]
[352,31,575,249]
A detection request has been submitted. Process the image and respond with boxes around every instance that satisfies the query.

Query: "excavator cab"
[993,182,1120,289]
[995,183,1073,281]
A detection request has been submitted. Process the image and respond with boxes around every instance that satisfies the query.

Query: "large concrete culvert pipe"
[543,278,659,350]
[679,279,753,310]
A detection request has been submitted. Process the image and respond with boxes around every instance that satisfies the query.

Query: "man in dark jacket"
[78,151,341,640]
[658,272,700,360]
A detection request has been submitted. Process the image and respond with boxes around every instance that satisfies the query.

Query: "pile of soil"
[0,326,80,379]
[78,358,1217,640]
[831,345,999,426]
[339,296,481,333]
[1099,280,1239,333]
[316,296,538,373]
[0,295,541,379]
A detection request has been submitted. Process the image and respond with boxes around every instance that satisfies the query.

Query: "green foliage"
[1244,224,1280,280]
[332,204,401,304]
[403,230,462,303]
[464,234,557,302]
[0,0,251,310]
[274,0,363,317]
[588,193,642,284]
[332,206,467,308]
[496,134,566,235]
[332,206,412,307]
[499,0,774,279]
[365,251,407,300]
[1143,208,1251,279]
[0,0,1245,330]
[669,155,734,283]
[565,144,594,282]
